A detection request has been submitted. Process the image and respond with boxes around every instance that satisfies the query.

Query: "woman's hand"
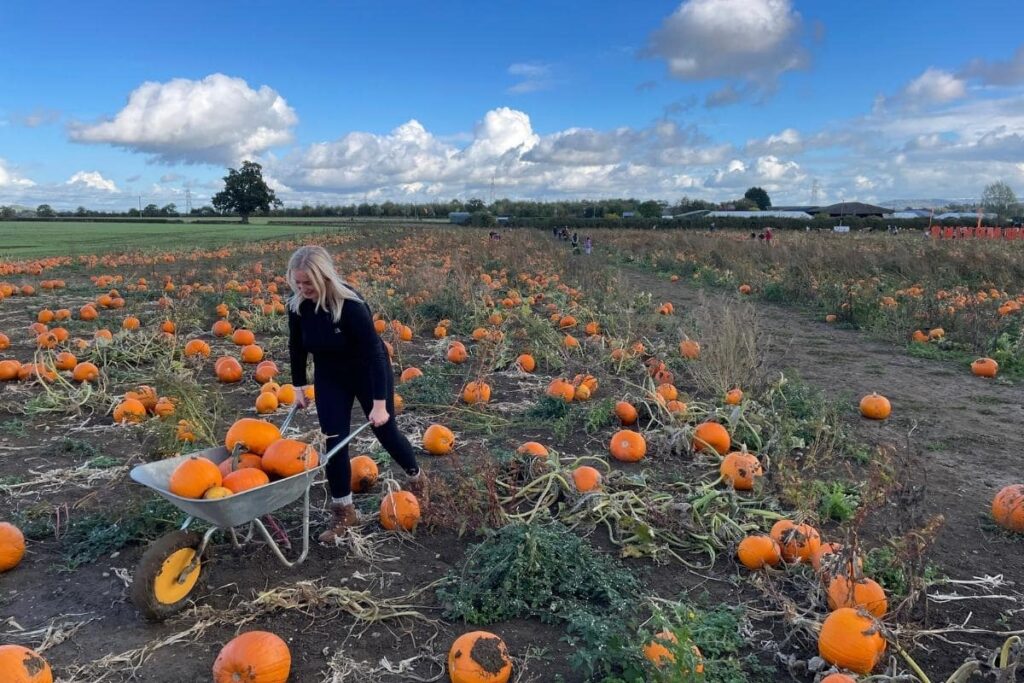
[368,401,390,427]
[295,387,309,409]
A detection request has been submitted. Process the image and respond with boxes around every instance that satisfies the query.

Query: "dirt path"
[620,264,1024,666]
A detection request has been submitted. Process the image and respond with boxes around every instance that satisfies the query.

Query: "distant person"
[584,236,592,255]
[750,232,757,239]
[764,227,773,243]
[571,232,580,255]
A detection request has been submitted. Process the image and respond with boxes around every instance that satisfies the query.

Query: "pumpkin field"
[1,223,1022,682]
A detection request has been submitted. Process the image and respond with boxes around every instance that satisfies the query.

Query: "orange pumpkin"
[231,328,256,346]
[255,391,279,414]
[447,631,512,683]
[447,342,469,364]
[614,401,638,425]
[184,339,211,357]
[113,398,147,424]
[254,361,279,383]
[223,467,270,493]
[770,520,822,563]
[724,387,743,405]
[350,455,379,493]
[215,356,244,383]
[0,645,52,683]
[818,608,886,675]
[0,522,26,572]
[212,631,291,683]
[693,422,730,455]
[462,380,492,404]
[720,451,763,490]
[517,442,549,458]
[0,360,21,381]
[380,491,421,531]
[423,424,455,455]
[54,351,77,371]
[859,393,891,420]
[241,344,264,363]
[218,452,263,477]
[169,456,223,499]
[71,361,99,382]
[971,357,998,378]
[736,535,781,570]
[212,319,233,337]
[546,378,575,402]
[400,367,423,383]
[821,675,857,683]
[992,484,1024,532]
[827,575,888,618]
[225,418,282,455]
[642,630,704,673]
[515,354,536,372]
[261,439,319,478]
[679,339,700,359]
[609,429,646,462]
[154,397,176,418]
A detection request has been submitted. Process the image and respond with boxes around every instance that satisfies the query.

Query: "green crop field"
[0,220,358,259]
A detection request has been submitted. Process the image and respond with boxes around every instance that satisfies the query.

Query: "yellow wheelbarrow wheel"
[131,530,205,621]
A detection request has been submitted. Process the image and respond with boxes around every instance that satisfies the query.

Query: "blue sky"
[2,0,1024,209]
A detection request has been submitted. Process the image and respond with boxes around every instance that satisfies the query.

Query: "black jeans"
[314,359,419,498]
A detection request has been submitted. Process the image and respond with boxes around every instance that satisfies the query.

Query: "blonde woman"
[286,245,427,543]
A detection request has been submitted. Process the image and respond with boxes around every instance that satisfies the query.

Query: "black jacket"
[287,293,390,400]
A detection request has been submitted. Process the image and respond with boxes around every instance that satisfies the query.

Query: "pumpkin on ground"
[609,429,646,462]
[350,455,379,493]
[212,631,291,683]
[642,630,704,673]
[693,422,730,455]
[720,451,763,490]
[992,484,1024,532]
[0,644,52,683]
[423,424,455,455]
[462,380,492,404]
[380,491,421,531]
[736,534,781,570]
[515,354,535,372]
[859,393,891,420]
[818,607,886,675]
[113,398,147,424]
[827,575,888,618]
[215,356,243,383]
[448,631,512,683]
[614,401,638,425]
[572,466,602,493]
[770,520,822,563]
[0,522,27,572]
[971,357,999,378]
[517,442,549,458]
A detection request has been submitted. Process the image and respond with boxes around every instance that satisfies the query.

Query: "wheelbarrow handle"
[278,403,300,434]
[321,420,375,465]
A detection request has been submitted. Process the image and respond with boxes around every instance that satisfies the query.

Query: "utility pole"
[138,195,142,214]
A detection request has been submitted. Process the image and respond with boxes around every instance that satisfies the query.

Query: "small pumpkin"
[693,421,730,455]
[992,484,1024,532]
[821,675,857,683]
[859,393,891,420]
[546,378,575,402]
[71,361,100,383]
[215,356,244,383]
[169,456,223,499]
[447,342,469,364]
[572,466,602,493]
[423,424,455,455]
[679,339,700,359]
[642,630,704,673]
[462,380,492,404]
[255,391,279,414]
[0,522,26,572]
[724,387,743,405]
[770,520,822,563]
[231,328,256,346]
[447,631,512,683]
[515,354,536,372]
[736,534,781,570]
[400,367,423,383]
[203,486,233,500]
[350,455,379,493]
[818,607,886,675]
[971,357,998,378]
[517,441,549,458]
[254,360,279,384]
[380,491,421,531]
[0,644,52,683]
[212,631,291,683]
[113,398,147,424]
[609,429,646,462]
[615,401,638,425]
[827,575,888,618]
[218,452,263,477]
[184,339,211,357]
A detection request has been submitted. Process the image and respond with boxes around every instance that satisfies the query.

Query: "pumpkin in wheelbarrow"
[261,439,319,478]
[223,467,270,493]
[225,418,281,455]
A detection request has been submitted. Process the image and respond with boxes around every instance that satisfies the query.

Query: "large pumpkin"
[212,631,291,683]
[0,644,52,683]
[447,631,512,683]
[818,607,886,674]
[169,456,223,499]
[225,418,282,455]
[261,439,319,478]
[609,429,646,462]
[380,491,421,531]
[992,484,1024,532]
[0,522,26,572]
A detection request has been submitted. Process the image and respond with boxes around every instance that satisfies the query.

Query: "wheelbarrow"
[128,405,373,620]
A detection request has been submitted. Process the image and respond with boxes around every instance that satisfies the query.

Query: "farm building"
[816,202,891,218]
[448,211,471,224]
[705,210,813,219]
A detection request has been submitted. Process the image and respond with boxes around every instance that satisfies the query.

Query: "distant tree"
[734,197,759,211]
[36,204,55,218]
[127,208,141,217]
[211,160,282,223]
[744,186,771,210]
[1,205,16,219]
[465,198,486,212]
[75,206,89,217]
[161,203,178,217]
[142,203,161,217]
[638,200,664,218]
[981,181,1018,218]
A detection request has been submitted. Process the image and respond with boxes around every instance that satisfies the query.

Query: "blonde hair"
[286,246,362,322]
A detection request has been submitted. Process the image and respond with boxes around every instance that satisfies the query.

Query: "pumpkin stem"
[891,637,932,683]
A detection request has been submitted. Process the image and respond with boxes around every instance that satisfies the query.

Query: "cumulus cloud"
[901,68,967,105]
[646,0,807,102]
[507,63,554,94]
[69,73,297,164]
[67,171,117,192]
[960,45,1024,86]
[0,159,36,188]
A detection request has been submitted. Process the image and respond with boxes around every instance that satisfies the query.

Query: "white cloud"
[507,63,554,94]
[960,46,1024,86]
[647,0,806,102]
[69,73,297,164]
[901,68,967,105]
[67,171,117,192]
[0,159,36,188]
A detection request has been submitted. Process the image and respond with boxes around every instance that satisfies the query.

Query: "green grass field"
[0,221,357,258]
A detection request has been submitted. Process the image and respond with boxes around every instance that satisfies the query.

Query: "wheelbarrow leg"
[251,485,311,568]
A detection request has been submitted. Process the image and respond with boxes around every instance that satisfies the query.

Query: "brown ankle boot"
[404,471,430,508]
[318,502,359,544]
